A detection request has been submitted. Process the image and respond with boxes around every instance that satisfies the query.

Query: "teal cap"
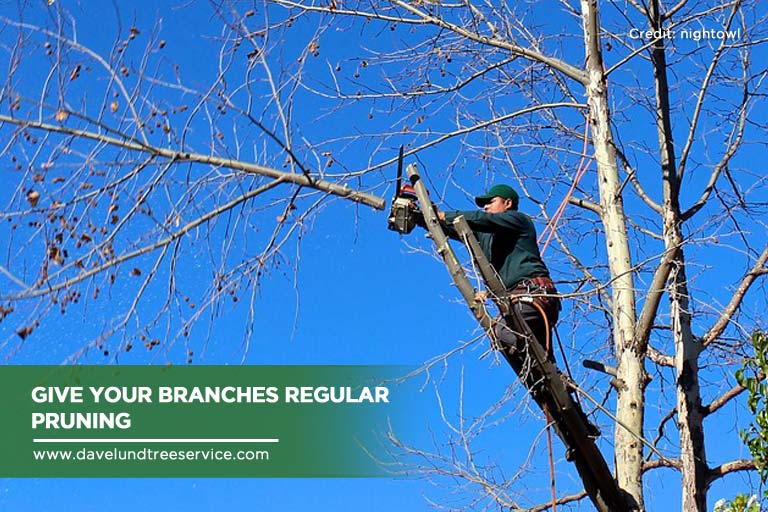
[474,184,519,209]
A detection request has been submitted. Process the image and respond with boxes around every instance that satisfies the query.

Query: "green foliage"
[713,494,760,512]
[736,331,768,496]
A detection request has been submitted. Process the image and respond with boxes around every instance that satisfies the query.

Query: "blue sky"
[1,0,766,510]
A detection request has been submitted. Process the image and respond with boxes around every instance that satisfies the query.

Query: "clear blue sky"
[0,0,765,510]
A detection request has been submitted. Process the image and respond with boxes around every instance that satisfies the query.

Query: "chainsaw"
[387,146,420,234]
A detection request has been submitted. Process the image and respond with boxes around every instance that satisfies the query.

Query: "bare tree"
[0,3,385,362]
[1,0,767,510]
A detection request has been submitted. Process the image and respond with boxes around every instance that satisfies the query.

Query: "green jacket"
[443,209,550,289]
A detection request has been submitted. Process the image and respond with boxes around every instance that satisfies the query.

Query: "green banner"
[1,365,406,477]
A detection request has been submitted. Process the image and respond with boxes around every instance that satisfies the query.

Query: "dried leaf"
[110,101,119,113]
[48,246,64,265]
[130,268,142,276]
[56,110,68,122]
[308,40,320,57]
[69,64,81,81]
[0,305,14,322]
[16,325,34,340]
[26,190,40,207]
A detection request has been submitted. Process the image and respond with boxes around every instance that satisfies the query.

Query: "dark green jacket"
[443,210,550,289]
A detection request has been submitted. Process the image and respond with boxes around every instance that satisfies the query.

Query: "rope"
[514,296,557,512]
[538,115,593,255]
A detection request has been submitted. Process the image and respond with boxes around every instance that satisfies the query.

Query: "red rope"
[538,117,593,255]
[514,298,557,511]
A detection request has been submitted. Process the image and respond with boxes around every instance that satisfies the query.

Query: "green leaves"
[736,331,768,495]
[713,494,760,512]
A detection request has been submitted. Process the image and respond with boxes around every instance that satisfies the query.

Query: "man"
[434,184,560,358]
[427,184,601,439]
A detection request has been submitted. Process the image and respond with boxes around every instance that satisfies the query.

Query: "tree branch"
[1,177,288,301]
[676,2,742,184]
[701,244,768,348]
[647,345,675,367]
[0,114,385,210]
[387,0,588,84]
[527,490,589,511]
[702,383,745,416]
[643,458,682,471]
[567,196,602,215]
[706,459,756,487]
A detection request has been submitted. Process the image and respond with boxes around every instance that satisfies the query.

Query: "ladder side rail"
[405,164,494,333]
[453,216,629,512]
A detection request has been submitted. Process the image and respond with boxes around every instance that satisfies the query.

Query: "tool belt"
[508,276,561,323]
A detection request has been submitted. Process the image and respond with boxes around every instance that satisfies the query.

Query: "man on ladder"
[425,184,561,361]
[395,169,629,511]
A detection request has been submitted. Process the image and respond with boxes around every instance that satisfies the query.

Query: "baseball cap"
[474,184,519,209]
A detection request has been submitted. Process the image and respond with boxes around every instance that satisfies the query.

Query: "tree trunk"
[647,1,708,508]
[580,1,643,508]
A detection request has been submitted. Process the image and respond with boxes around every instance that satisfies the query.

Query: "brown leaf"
[48,246,64,265]
[26,190,40,207]
[16,325,34,340]
[55,110,68,122]
[0,305,14,322]
[130,268,142,276]
[110,101,119,113]
[308,40,320,57]
[69,64,81,81]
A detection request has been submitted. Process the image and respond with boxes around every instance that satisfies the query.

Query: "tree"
[1,1,767,510]
[736,331,768,502]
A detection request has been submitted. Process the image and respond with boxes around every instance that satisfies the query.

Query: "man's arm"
[443,210,529,234]
[435,209,461,239]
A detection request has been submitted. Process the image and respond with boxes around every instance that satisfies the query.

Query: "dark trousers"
[493,301,556,363]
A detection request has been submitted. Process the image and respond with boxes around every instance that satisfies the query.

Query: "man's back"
[443,209,549,289]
